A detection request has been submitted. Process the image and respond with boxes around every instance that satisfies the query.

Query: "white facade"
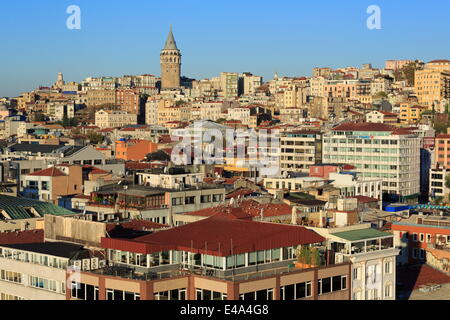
[0,246,69,300]
[95,109,137,129]
[329,172,382,200]
[323,125,421,198]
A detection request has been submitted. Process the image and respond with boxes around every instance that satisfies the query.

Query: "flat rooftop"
[0,242,90,259]
[332,228,392,241]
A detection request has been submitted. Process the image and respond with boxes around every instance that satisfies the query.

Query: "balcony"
[22,187,39,200]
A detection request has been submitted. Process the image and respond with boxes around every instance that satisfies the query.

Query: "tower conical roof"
[163,26,178,50]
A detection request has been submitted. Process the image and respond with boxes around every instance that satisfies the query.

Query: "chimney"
[291,207,297,225]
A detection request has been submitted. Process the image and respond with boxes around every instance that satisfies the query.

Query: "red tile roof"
[29,167,66,177]
[349,195,379,204]
[101,214,325,256]
[428,59,450,64]
[226,189,255,199]
[106,220,167,232]
[333,122,395,132]
[397,264,450,291]
[0,229,44,245]
[380,111,398,116]
[184,200,292,219]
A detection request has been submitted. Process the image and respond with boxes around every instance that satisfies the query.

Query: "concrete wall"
[44,215,106,247]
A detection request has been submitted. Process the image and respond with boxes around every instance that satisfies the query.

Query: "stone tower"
[56,72,65,89]
[160,26,181,89]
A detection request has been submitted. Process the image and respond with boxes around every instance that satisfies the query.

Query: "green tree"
[445,174,450,190]
[434,121,448,134]
[34,113,46,122]
[86,131,104,144]
[374,91,388,99]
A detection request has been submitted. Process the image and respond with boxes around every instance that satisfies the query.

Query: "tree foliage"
[394,62,418,86]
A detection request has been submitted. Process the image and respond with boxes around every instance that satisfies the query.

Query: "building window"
[0,270,22,284]
[71,282,99,300]
[384,284,392,298]
[280,282,312,300]
[413,248,419,259]
[106,289,140,301]
[419,233,424,242]
[353,267,360,280]
[155,288,186,300]
[196,289,227,301]
[384,261,391,274]
[419,249,425,260]
[412,233,418,242]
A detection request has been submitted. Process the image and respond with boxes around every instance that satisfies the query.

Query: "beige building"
[415,60,450,112]
[280,131,323,175]
[95,109,137,129]
[86,89,116,107]
[0,242,92,300]
[220,72,239,100]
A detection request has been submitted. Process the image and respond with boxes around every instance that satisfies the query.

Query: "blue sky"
[0,0,449,97]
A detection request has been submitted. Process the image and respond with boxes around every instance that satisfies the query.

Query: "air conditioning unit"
[91,257,99,270]
[82,259,91,271]
[73,260,82,269]
[99,260,107,268]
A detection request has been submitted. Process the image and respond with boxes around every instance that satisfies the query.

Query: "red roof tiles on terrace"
[0,229,44,245]
[101,213,325,256]
[28,167,66,177]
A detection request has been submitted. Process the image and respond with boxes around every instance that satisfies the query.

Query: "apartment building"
[309,225,398,300]
[70,211,351,300]
[137,167,205,189]
[115,89,141,114]
[429,165,450,202]
[365,111,398,124]
[86,89,116,107]
[241,73,263,95]
[95,110,137,129]
[329,172,382,200]
[115,140,158,162]
[322,122,421,201]
[0,242,92,300]
[220,72,240,100]
[399,103,426,124]
[415,60,450,112]
[263,176,325,195]
[385,59,413,71]
[199,102,225,122]
[22,165,83,204]
[280,131,323,175]
[157,105,191,127]
[391,213,450,266]
[435,134,450,167]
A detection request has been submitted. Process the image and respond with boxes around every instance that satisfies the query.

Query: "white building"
[0,242,93,300]
[309,225,399,300]
[323,122,421,200]
[329,172,382,200]
[95,109,137,129]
